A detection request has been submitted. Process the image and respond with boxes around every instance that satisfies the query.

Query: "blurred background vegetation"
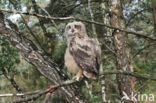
[0,0,156,103]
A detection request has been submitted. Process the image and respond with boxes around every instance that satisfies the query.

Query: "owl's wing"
[69,37,101,75]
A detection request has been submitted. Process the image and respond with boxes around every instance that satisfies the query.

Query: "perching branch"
[0,9,156,41]
[0,69,154,98]
[0,70,155,103]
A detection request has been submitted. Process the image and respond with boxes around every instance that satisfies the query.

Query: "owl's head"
[65,21,87,37]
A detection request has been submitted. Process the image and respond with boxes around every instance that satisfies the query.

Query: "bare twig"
[0,9,156,41]
[32,0,48,35]
[12,89,56,103]
[8,0,51,56]
[0,90,49,97]
[100,70,156,81]
[85,80,93,98]
[0,94,24,97]
[102,41,116,55]
[132,43,156,59]
[126,8,151,26]
[1,68,23,93]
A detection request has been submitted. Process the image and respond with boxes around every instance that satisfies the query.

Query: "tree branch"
[100,70,156,81]
[0,11,86,103]
[126,8,152,26]
[31,0,49,35]
[12,79,77,103]
[0,69,154,98]
[0,69,155,102]
[12,89,56,103]
[1,67,23,93]
[0,9,156,41]
[0,90,45,97]
[132,43,156,59]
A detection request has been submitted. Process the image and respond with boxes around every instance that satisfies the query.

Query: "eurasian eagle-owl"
[64,21,101,80]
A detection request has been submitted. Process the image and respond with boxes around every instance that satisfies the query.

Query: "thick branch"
[0,9,156,41]
[0,12,86,103]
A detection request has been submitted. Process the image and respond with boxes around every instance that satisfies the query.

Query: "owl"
[64,21,101,80]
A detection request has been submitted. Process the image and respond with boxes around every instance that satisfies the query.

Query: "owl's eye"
[75,25,80,30]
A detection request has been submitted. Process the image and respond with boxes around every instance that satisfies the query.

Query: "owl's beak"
[71,29,75,33]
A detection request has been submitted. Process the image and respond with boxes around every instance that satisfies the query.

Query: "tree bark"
[100,1,111,102]
[0,12,86,103]
[152,0,156,37]
[110,0,135,102]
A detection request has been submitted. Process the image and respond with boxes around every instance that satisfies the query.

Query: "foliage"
[0,36,20,73]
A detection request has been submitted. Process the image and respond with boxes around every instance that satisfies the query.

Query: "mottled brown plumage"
[64,21,101,80]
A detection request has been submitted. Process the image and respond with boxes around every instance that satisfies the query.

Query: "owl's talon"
[72,69,83,81]
[72,76,81,81]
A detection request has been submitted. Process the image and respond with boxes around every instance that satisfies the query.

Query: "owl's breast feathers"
[69,36,101,77]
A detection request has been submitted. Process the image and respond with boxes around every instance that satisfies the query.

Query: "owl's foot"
[72,75,82,81]
[72,69,83,81]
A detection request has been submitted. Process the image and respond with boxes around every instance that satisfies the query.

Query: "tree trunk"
[110,0,135,102]
[100,1,111,102]
[152,0,156,37]
[0,12,86,103]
